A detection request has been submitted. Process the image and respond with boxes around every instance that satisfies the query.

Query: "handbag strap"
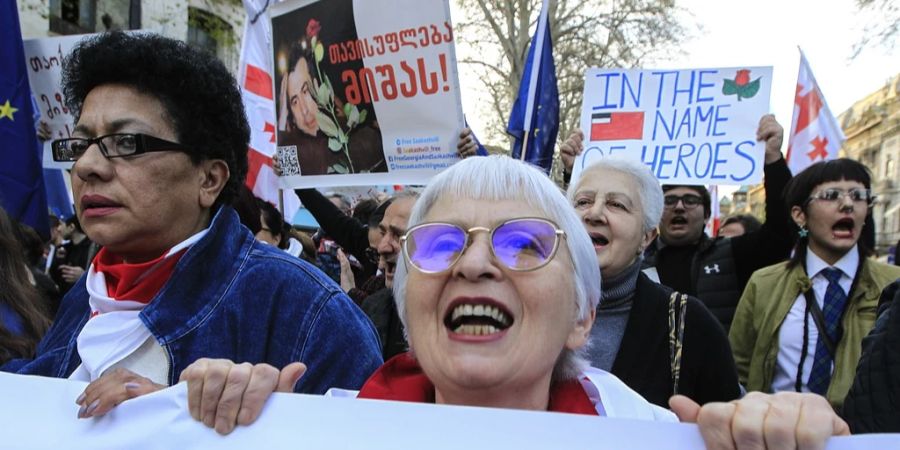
[668,291,688,395]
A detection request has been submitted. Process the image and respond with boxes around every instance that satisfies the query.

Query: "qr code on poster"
[276,145,301,176]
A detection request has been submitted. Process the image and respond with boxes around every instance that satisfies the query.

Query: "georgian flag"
[785,50,845,175]
[239,0,300,217]
[706,185,720,237]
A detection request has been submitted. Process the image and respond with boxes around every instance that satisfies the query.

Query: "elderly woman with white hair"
[178,156,850,449]
[569,158,740,407]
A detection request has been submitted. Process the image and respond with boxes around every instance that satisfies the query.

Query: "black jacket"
[610,273,741,407]
[360,287,407,361]
[842,280,900,433]
[644,158,794,331]
[295,188,377,280]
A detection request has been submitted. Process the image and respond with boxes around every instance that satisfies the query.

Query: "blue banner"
[0,1,49,237]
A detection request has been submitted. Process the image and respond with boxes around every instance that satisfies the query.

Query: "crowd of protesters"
[1,30,899,447]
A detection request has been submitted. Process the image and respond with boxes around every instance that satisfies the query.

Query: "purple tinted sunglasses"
[400,218,566,273]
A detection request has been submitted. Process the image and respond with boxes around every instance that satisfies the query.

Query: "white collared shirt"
[771,245,858,393]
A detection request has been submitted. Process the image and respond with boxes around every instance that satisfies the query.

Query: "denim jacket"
[2,207,383,394]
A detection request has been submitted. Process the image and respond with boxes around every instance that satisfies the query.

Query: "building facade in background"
[17,0,244,73]
[839,73,900,260]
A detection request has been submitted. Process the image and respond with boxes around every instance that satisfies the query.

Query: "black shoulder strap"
[803,288,836,358]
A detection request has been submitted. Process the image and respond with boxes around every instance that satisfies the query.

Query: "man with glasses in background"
[1,32,382,430]
[642,115,794,331]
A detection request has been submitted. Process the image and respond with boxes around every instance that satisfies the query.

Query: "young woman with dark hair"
[0,208,51,364]
[730,158,900,409]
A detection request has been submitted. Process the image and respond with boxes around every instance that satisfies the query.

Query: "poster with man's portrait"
[271,0,465,188]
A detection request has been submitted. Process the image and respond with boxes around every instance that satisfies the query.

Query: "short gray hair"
[569,158,663,234]
[393,155,601,380]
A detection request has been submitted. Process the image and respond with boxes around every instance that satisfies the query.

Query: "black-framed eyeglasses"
[400,217,566,273]
[51,133,191,162]
[663,194,703,209]
[806,188,875,207]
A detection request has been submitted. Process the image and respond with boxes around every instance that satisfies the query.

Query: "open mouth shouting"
[669,215,689,228]
[589,232,610,250]
[444,298,514,339]
[831,217,856,239]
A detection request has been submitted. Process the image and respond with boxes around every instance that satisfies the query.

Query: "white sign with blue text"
[573,66,773,186]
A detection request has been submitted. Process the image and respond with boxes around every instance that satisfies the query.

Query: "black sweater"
[610,273,741,407]
[842,280,900,433]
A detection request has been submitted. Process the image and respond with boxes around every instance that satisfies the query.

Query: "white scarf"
[69,230,207,382]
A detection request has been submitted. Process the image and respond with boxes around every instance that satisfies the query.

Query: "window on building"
[187,8,236,67]
[50,0,137,35]
[886,156,895,180]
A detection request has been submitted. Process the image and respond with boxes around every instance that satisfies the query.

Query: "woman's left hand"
[75,368,166,419]
[670,391,850,450]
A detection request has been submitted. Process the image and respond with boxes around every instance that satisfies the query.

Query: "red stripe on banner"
[264,121,276,143]
[246,147,273,190]
[590,112,644,141]
[245,64,273,100]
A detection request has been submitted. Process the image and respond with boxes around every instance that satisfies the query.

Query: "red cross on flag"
[786,50,845,175]
[239,0,300,217]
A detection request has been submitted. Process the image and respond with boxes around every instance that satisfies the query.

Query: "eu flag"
[506,1,559,174]
[0,1,48,237]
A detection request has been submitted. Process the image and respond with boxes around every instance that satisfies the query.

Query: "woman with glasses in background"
[730,158,900,409]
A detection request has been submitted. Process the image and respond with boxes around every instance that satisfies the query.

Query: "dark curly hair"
[61,32,250,206]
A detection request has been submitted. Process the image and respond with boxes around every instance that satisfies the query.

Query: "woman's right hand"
[670,391,849,450]
[179,358,306,435]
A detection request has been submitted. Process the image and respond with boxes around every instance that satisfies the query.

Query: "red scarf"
[92,247,188,303]
[357,353,599,415]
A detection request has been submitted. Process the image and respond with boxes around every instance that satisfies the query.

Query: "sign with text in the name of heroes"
[575,67,772,186]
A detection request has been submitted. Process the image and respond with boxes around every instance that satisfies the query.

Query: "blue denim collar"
[139,206,253,343]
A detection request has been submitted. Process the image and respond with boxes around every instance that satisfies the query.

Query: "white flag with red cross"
[239,0,301,218]
[785,50,845,175]
[706,185,720,237]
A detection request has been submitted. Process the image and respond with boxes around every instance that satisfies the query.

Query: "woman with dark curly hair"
[0,208,50,365]
[1,32,381,423]
[277,36,386,175]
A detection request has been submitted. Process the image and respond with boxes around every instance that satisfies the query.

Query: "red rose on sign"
[735,69,750,87]
[306,19,321,38]
[722,69,761,101]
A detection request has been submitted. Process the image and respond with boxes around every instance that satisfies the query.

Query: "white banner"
[23,34,92,170]
[1,372,896,450]
[572,67,773,187]
[270,0,465,188]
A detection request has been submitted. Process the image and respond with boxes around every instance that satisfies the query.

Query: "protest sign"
[270,0,465,188]
[0,372,894,450]
[572,67,773,186]
[23,34,90,170]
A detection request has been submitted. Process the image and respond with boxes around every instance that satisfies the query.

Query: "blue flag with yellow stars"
[506,1,559,174]
[0,1,49,237]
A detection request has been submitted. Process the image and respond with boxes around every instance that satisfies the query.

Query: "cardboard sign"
[572,67,773,186]
[23,34,93,170]
[270,0,464,187]
[270,0,465,188]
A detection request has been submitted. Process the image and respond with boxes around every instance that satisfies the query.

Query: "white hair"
[393,155,602,380]
[568,158,664,233]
